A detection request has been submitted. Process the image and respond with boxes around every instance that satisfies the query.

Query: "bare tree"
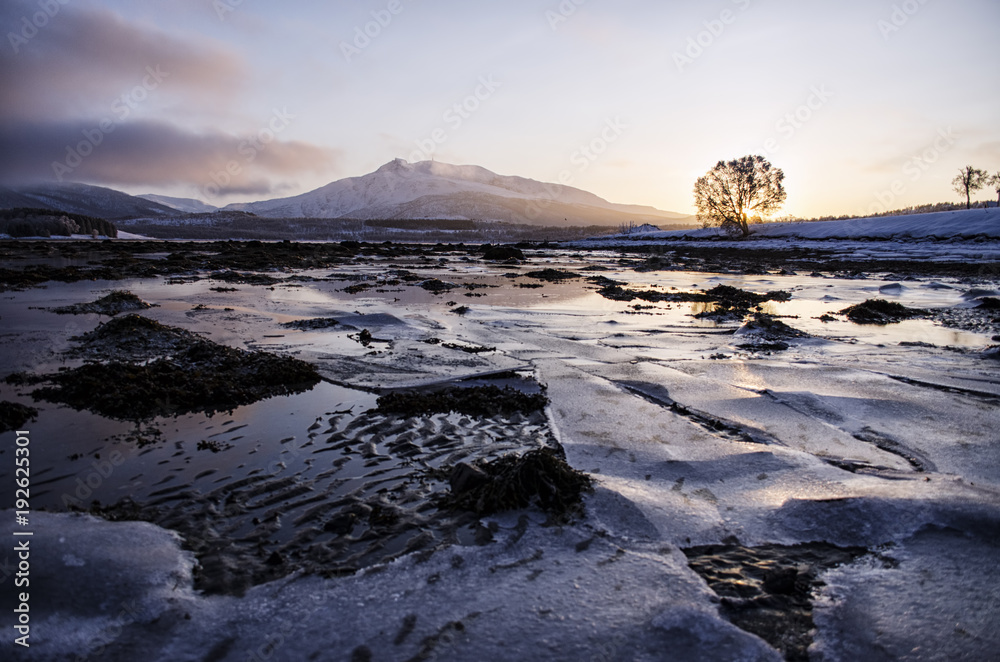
[694,155,786,237]
[951,166,989,210]
[990,171,1000,208]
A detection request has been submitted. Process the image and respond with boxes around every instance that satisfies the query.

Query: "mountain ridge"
[224,159,693,227]
[0,182,176,219]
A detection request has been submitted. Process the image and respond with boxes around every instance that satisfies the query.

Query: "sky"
[1,0,998,218]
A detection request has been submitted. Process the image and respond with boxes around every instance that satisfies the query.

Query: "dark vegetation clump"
[15,344,320,421]
[703,284,791,309]
[375,385,548,418]
[419,278,458,292]
[738,314,807,339]
[481,245,525,261]
[634,255,673,272]
[595,280,791,316]
[51,290,155,316]
[684,542,876,662]
[67,314,198,360]
[734,314,808,352]
[524,268,581,282]
[0,401,38,433]
[838,298,927,324]
[7,315,321,421]
[209,270,284,285]
[445,447,592,517]
[281,317,341,330]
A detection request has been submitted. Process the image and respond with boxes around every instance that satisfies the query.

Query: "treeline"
[0,208,118,238]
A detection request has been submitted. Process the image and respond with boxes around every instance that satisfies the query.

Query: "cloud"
[0,119,341,195]
[1,2,246,122]
[0,2,341,196]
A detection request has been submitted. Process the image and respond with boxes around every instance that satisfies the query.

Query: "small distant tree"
[694,155,786,237]
[951,166,988,210]
[989,171,1000,208]
[619,220,638,235]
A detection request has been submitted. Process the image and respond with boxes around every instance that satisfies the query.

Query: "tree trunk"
[966,189,971,210]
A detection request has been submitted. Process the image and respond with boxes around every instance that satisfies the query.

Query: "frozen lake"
[1,241,998,661]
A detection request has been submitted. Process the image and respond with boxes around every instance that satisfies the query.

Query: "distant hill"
[138,194,218,214]
[224,159,695,228]
[0,183,175,219]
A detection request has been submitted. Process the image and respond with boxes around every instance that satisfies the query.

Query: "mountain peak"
[376,158,414,173]
[223,160,692,227]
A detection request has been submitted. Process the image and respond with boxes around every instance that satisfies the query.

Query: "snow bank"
[582,207,1000,243]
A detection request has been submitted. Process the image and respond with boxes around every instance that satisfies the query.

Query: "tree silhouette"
[694,155,786,237]
[989,171,1000,208]
[951,166,988,210]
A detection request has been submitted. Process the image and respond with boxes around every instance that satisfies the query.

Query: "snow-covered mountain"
[0,182,175,219]
[138,194,218,214]
[225,159,693,227]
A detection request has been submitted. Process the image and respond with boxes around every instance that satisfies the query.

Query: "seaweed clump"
[375,385,548,418]
[281,317,341,330]
[524,269,580,282]
[446,447,592,517]
[0,401,38,433]
[67,314,197,360]
[51,290,156,316]
[7,316,321,421]
[594,281,790,317]
[481,245,525,262]
[838,298,927,324]
[734,314,808,352]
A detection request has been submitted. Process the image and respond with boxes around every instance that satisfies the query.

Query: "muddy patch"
[683,542,879,661]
